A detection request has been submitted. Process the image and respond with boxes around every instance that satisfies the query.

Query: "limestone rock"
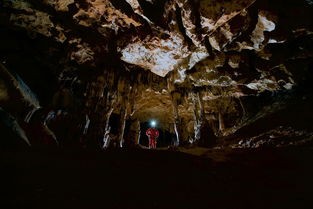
[0,0,312,148]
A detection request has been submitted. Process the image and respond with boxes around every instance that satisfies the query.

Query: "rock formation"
[0,0,312,149]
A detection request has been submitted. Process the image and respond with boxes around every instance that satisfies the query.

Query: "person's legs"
[148,138,152,149]
[151,139,156,149]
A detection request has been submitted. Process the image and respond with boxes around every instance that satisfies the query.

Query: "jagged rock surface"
[0,0,312,148]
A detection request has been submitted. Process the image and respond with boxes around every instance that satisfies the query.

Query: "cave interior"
[1,0,313,208]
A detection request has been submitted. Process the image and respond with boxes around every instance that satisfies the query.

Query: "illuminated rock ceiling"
[0,0,312,148]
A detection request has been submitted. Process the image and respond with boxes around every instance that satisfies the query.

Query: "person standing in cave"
[146,121,159,149]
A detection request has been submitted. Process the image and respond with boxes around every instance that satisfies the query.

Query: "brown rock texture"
[0,0,312,148]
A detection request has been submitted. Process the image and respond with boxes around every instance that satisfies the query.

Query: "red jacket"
[146,128,159,140]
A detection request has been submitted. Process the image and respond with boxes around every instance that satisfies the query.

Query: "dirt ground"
[1,147,313,209]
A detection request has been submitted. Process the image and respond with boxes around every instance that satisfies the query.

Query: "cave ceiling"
[0,0,312,147]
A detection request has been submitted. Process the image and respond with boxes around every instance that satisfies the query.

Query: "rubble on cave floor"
[231,126,313,149]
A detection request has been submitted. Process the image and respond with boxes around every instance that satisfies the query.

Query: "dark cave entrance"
[139,121,173,148]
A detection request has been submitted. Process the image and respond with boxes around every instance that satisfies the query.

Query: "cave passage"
[139,121,174,148]
[0,0,313,207]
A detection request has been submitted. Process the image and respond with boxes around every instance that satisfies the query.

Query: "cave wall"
[0,0,312,149]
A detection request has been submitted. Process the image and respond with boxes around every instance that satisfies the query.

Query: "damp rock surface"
[0,0,312,148]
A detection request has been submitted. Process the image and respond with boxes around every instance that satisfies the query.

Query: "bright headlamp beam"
[150,120,156,127]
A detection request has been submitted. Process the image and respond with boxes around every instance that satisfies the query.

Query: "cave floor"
[1,147,313,209]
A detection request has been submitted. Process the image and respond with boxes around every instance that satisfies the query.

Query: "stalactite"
[44,110,55,125]
[102,106,114,149]
[198,90,207,144]
[168,72,180,146]
[118,107,127,148]
[128,82,137,116]
[135,120,141,145]
[102,86,118,149]
[42,123,59,146]
[218,112,225,132]
[238,97,247,119]
[0,64,40,108]
[0,107,31,146]
[24,107,40,123]
[191,91,203,143]
[171,91,180,146]
[173,121,180,146]
[83,114,90,135]
[116,75,131,148]
[82,71,118,148]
